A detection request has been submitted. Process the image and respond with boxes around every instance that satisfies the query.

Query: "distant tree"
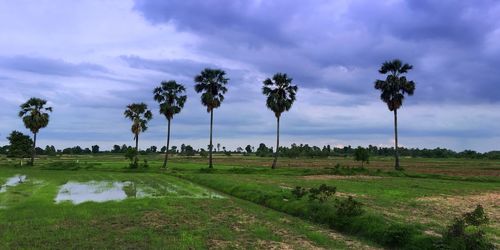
[91,145,100,154]
[18,97,53,165]
[6,131,33,159]
[184,145,195,156]
[217,143,221,152]
[45,145,56,156]
[194,68,229,168]
[236,147,243,153]
[160,146,167,153]
[149,146,157,153]
[354,146,370,168]
[245,145,252,154]
[199,148,208,158]
[120,144,128,153]
[374,59,416,170]
[171,145,177,154]
[256,143,273,157]
[124,103,153,153]
[83,148,91,154]
[262,73,298,169]
[112,145,121,153]
[153,80,187,168]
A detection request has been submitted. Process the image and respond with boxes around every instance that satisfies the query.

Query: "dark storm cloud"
[132,0,299,47]
[133,0,500,103]
[0,55,109,77]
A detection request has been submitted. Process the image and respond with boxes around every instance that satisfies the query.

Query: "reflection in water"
[0,175,27,193]
[54,179,225,205]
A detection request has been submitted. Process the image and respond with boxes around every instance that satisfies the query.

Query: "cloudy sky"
[1,0,499,152]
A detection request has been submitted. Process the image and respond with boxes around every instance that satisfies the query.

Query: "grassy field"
[0,154,498,249]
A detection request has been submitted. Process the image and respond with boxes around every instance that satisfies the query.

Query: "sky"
[0,0,499,152]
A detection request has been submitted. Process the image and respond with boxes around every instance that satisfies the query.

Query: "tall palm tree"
[153,80,187,169]
[18,97,53,165]
[194,68,229,168]
[124,103,153,152]
[262,73,298,169]
[374,59,416,170]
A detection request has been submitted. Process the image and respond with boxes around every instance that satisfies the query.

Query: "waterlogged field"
[0,154,499,249]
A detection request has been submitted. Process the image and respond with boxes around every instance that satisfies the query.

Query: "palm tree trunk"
[209,109,214,169]
[135,133,139,152]
[272,116,280,169]
[31,132,37,166]
[394,109,401,170]
[162,118,171,168]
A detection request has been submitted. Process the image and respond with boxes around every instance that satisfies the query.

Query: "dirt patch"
[417,192,500,223]
[256,240,296,250]
[302,175,384,180]
[140,210,172,231]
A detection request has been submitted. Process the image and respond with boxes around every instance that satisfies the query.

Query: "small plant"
[124,148,139,168]
[463,204,488,226]
[142,159,149,168]
[308,184,336,203]
[291,186,307,199]
[335,196,363,217]
[440,204,493,250]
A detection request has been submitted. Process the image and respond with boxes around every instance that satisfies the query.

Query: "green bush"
[335,196,363,217]
[308,184,336,202]
[291,186,307,199]
[440,205,494,250]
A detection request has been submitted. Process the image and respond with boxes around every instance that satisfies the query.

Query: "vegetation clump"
[354,146,370,167]
[334,196,363,217]
[308,184,336,203]
[290,184,336,203]
[439,205,494,250]
[291,186,307,199]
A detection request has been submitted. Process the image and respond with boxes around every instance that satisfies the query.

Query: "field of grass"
[0,154,498,249]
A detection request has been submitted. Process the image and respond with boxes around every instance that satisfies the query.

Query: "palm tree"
[194,68,229,168]
[153,80,187,168]
[124,103,153,152]
[374,59,416,170]
[262,73,298,169]
[18,97,53,165]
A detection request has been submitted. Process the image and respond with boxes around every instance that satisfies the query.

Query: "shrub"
[381,224,413,248]
[335,196,363,217]
[440,205,494,250]
[308,184,336,203]
[124,148,138,168]
[291,186,307,199]
[463,204,488,226]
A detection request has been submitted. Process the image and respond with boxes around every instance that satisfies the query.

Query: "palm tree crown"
[19,97,53,134]
[124,103,153,142]
[194,68,229,112]
[153,80,187,120]
[262,73,298,117]
[374,59,415,111]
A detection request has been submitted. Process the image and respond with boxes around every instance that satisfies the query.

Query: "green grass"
[0,167,364,249]
[0,154,498,249]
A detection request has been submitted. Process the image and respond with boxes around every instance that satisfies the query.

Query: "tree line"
[2,137,498,160]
